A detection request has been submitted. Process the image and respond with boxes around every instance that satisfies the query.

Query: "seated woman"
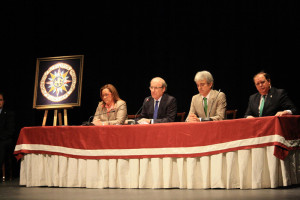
[92,84,127,125]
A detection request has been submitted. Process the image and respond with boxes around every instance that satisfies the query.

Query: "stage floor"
[1,179,300,200]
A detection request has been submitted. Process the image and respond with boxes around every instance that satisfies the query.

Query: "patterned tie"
[203,97,208,117]
[153,100,159,119]
[259,95,266,117]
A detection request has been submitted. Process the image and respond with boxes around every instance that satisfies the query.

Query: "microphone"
[134,97,150,121]
[82,110,116,126]
[201,89,221,122]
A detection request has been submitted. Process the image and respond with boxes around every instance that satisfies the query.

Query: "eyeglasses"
[102,93,111,98]
[197,83,208,87]
[255,80,266,86]
[149,86,163,90]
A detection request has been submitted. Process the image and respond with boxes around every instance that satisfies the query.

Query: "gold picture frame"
[33,55,84,109]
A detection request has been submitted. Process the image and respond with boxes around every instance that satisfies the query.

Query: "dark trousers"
[0,138,13,167]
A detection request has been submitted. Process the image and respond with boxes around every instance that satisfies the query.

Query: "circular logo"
[40,62,77,102]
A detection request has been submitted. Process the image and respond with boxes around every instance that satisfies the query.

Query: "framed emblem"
[33,55,84,109]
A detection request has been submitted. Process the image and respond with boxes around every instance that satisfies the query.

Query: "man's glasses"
[149,86,163,90]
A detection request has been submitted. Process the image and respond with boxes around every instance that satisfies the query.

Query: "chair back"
[127,114,140,119]
[225,109,238,119]
[176,112,186,122]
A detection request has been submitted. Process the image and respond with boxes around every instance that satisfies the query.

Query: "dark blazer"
[0,108,15,140]
[0,108,16,167]
[244,87,297,117]
[139,93,177,123]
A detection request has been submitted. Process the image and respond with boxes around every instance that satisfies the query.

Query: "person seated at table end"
[187,70,227,122]
[244,71,297,118]
[92,84,127,125]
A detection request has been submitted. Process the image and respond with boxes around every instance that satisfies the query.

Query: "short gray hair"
[194,71,214,84]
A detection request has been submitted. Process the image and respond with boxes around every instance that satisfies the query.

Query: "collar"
[202,90,212,99]
[259,86,272,96]
[153,96,162,102]
[104,102,115,112]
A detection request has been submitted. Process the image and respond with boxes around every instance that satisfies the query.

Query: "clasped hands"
[187,113,200,122]
[92,119,108,126]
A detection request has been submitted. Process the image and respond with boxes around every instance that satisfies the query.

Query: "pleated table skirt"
[20,146,300,189]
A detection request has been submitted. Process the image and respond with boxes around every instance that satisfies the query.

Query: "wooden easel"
[40,106,72,126]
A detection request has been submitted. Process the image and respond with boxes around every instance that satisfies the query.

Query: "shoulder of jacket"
[212,89,225,96]
[1,108,14,114]
[250,92,260,98]
[164,93,176,100]
[192,94,201,100]
[117,99,126,105]
[273,87,285,93]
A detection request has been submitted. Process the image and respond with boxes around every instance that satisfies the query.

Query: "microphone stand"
[82,110,116,126]
[106,109,112,125]
[82,115,94,126]
[133,97,150,124]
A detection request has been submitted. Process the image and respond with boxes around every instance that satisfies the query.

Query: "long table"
[14,116,300,189]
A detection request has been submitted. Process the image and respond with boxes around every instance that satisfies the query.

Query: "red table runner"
[14,116,300,160]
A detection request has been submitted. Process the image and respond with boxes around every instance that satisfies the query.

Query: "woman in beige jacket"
[92,84,127,125]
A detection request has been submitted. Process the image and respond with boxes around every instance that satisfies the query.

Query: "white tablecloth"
[20,146,300,189]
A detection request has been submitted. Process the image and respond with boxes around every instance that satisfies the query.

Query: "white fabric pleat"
[19,148,300,189]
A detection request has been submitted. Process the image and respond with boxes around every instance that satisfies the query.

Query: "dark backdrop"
[1,1,299,128]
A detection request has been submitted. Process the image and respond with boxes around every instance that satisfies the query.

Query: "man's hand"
[187,113,200,122]
[275,110,291,116]
[138,118,151,124]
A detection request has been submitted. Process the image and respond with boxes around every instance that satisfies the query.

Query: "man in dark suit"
[0,92,16,172]
[138,77,177,124]
[244,72,297,118]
